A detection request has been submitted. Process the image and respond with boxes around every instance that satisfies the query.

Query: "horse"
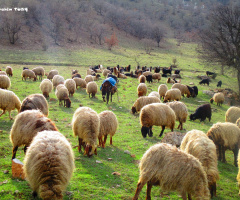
[101,81,117,104]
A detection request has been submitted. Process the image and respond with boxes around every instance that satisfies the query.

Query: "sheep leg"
[148,126,153,137]
[0,110,6,117]
[78,138,83,153]
[133,181,145,200]
[159,126,165,137]
[218,145,222,161]
[98,137,102,147]
[187,193,192,200]
[146,181,153,200]
[110,136,113,145]
[177,123,181,129]
[104,135,108,146]
[12,146,18,159]
[24,145,28,154]
[233,145,238,167]
[222,146,226,163]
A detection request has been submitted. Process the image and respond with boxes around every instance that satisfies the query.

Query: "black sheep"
[206,71,215,76]
[174,70,180,74]
[154,67,160,73]
[190,104,212,122]
[162,74,168,77]
[146,75,153,83]
[199,78,209,86]
[217,80,222,87]
[192,86,198,97]
[186,86,196,97]
[162,68,172,75]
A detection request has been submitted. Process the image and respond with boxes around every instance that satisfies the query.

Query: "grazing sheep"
[84,75,94,83]
[166,77,175,84]
[72,107,100,157]
[210,92,224,106]
[162,67,172,75]
[186,86,196,97]
[167,101,188,130]
[22,69,37,81]
[207,122,240,167]
[138,75,146,83]
[225,106,240,123]
[47,70,59,80]
[148,91,160,99]
[137,83,147,97]
[72,73,81,79]
[32,66,45,80]
[145,75,153,83]
[163,88,182,102]
[133,143,210,200]
[6,66,13,76]
[20,94,49,117]
[40,79,53,98]
[64,79,76,97]
[98,111,118,148]
[140,103,175,137]
[86,81,98,98]
[55,84,71,108]
[199,78,210,86]
[158,84,168,99]
[237,150,240,195]
[192,86,198,96]
[180,130,219,198]
[10,110,58,159]
[217,80,222,87]
[87,69,95,75]
[131,96,161,114]
[52,75,65,88]
[102,69,111,77]
[190,104,212,122]
[0,75,11,89]
[142,71,152,77]
[0,71,7,75]
[0,88,21,120]
[152,73,161,82]
[72,69,78,75]
[161,131,186,147]
[172,83,190,97]
[23,131,74,200]
[92,74,101,81]
[117,72,127,79]
[73,77,87,89]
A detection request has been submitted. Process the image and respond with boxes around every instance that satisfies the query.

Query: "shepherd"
[100,77,117,104]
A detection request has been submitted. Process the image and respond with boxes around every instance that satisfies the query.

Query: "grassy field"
[0,41,239,200]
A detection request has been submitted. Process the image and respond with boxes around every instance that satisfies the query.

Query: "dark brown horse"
[101,81,117,104]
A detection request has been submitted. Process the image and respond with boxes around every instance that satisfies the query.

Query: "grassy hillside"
[0,41,239,199]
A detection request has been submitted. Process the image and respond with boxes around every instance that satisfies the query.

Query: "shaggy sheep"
[148,91,160,99]
[23,130,74,200]
[131,96,161,114]
[163,88,182,102]
[52,75,65,88]
[225,106,240,123]
[55,84,71,108]
[47,70,59,80]
[0,88,21,120]
[0,75,11,89]
[73,77,87,89]
[0,71,7,75]
[32,66,45,80]
[133,143,210,200]
[98,111,118,148]
[180,130,219,198]
[84,75,94,83]
[190,104,212,122]
[72,107,100,157]
[40,79,53,98]
[137,83,147,97]
[140,103,175,137]
[172,83,190,97]
[161,131,186,147]
[152,73,161,82]
[207,122,240,167]
[158,84,168,99]
[22,69,37,81]
[10,110,58,159]
[139,75,146,83]
[102,69,111,77]
[64,79,76,97]
[167,101,188,130]
[6,66,13,76]
[210,92,224,106]
[86,81,98,98]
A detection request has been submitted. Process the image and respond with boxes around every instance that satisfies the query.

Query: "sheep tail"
[39,184,63,200]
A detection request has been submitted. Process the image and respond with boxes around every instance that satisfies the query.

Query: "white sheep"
[148,91,160,99]
[73,77,87,89]
[225,106,240,123]
[32,66,45,80]
[64,79,76,97]
[0,75,11,89]
[53,75,65,88]
[40,79,53,98]
[47,70,59,80]
[86,81,98,98]
[22,69,37,81]
[163,88,182,102]
[137,83,147,97]
[210,92,224,106]
[55,84,71,108]
[84,75,94,83]
[158,84,168,99]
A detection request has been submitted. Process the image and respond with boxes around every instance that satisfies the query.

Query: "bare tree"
[151,25,166,47]
[142,39,154,54]
[198,5,240,94]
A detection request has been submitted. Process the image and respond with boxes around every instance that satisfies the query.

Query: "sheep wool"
[10,110,58,159]
[86,81,98,98]
[163,88,181,102]
[6,66,13,76]
[152,73,161,82]
[84,75,94,83]
[210,92,224,106]
[137,83,147,97]
[0,88,21,120]
[0,74,11,89]
[22,69,37,81]
[72,107,100,157]
[64,79,76,97]
[47,70,58,80]
[55,84,71,107]
[172,83,190,97]
[102,69,111,77]
[0,71,7,75]
[98,110,118,148]
[53,75,65,88]
[138,75,146,83]
[158,84,168,99]
[32,66,45,80]
[133,143,210,200]
[142,71,152,77]
[40,79,53,98]
[225,106,240,123]
[73,77,87,89]
[148,91,160,99]
[23,131,75,200]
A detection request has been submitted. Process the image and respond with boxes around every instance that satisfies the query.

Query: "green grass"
[0,41,239,199]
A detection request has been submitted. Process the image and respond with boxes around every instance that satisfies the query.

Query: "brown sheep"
[137,83,147,97]
[138,75,146,83]
[22,69,37,81]
[210,92,224,106]
[6,66,13,76]
[225,106,240,123]
[32,66,45,80]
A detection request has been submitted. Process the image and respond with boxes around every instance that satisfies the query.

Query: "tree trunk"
[221,65,224,75]
[238,70,240,95]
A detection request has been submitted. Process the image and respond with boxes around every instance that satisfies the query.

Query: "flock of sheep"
[0,64,240,199]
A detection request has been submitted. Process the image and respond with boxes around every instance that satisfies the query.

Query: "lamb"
[140,103,175,137]
[163,88,181,102]
[180,130,219,198]
[152,73,161,82]
[23,130,74,200]
[225,106,240,123]
[0,88,21,120]
[73,77,87,89]
[158,84,168,99]
[148,91,160,99]
[138,75,146,83]
[98,111,118,148]
[22,69,37,81]
[86,81,98,98]
[40,79,53,98]
[166,101,188,130]
[10,110,58,159]
[20,94,49,116]
[172,83,190,97]
[47,70,59,80]
[133,143,210,200]
[32,66,45,80]
[84,75,94,83]
[52,75,65,88]
[207,122,240,167]
[55,84,71,108]
[102,69,111,77]
[6,66,13,76]
[210,92,224,106]
[131,96,161,114]
[0,74,11,89]
[190,103,212,122]
[64,79,76,97]
[72,107,100,157]
[137,83,147,97]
